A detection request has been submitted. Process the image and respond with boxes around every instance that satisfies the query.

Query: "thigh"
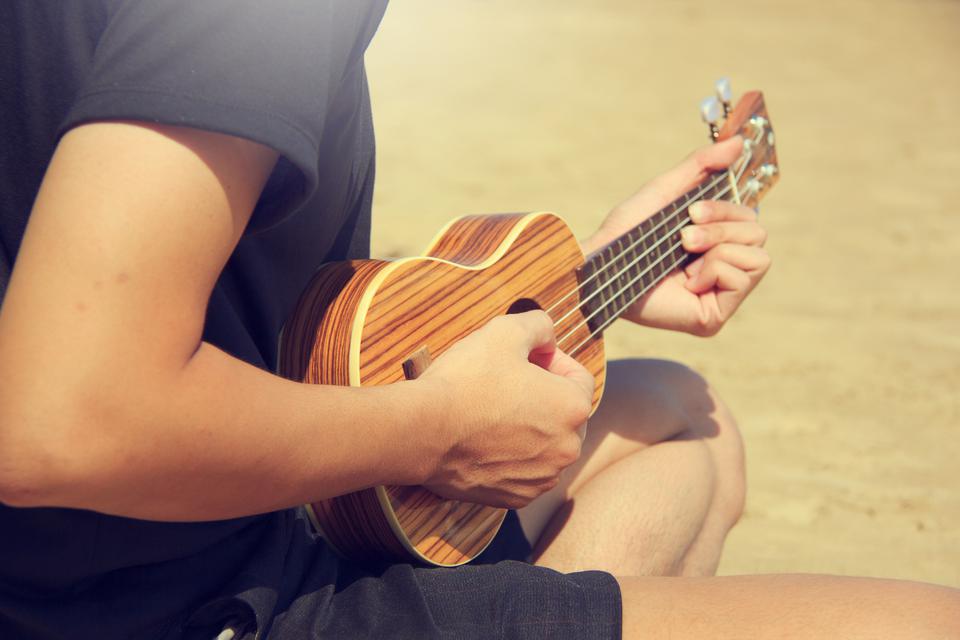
[517,358,721,542]
[619,574,960,639]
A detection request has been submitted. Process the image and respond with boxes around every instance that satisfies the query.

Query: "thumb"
[497,310,557,357]
[534,346,595,402]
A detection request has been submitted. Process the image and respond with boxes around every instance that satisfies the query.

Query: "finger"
[575,421,589,445]
[685,245,770,293]
[681,221,768,253]
[684,255,705,280]
[540,347,595,403]
[704,243,772,273]
[651,136,744,195]
[490,310,557,356]
[688,199,758,224]
[684,259,751,296]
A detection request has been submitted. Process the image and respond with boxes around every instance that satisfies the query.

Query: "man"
[0,2,957,639]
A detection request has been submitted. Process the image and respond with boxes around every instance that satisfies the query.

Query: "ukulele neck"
[576,169,740,333]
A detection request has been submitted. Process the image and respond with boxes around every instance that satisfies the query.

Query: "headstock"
[700,79,779,209]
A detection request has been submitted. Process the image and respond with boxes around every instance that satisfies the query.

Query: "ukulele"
[278,82,779,567]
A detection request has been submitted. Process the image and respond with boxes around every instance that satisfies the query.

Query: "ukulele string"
[546,145,753,325]
[552,180,734,353]
[548,145,754,353]
[549,182,726,333]
[541,169,733,320]
[564,245,690,358]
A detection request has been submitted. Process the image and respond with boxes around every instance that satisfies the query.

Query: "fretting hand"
[581,136,771,336]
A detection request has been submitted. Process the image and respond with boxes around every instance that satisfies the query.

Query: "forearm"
[0,341,444,521]
[0,121,451,520]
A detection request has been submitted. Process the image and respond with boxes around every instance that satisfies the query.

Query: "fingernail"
[681,227,702,246]
[689,201,706,222]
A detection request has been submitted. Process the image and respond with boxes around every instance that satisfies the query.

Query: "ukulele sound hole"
[506,298,542,315]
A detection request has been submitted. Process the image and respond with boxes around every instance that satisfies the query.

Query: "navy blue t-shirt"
[0,1,387,637]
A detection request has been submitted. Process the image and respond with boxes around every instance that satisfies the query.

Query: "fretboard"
[576,170,735,333]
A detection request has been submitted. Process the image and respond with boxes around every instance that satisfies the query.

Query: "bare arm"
[0,122,590,521]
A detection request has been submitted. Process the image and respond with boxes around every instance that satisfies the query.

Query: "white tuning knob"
[715,77,732,115]
[759,164,778,178]
[748,115,768,138]
[700,97,722,141]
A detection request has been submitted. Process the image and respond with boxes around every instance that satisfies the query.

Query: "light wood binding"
[278,89,778,567]
[280,212,605,566]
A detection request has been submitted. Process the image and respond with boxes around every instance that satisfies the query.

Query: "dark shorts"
[179,509,621,640]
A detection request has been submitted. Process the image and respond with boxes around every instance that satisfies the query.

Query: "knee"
[650,359,747,525]
[701,382,745,527]
[606,358,747,525]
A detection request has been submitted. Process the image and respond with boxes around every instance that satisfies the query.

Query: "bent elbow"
[0,397,112,509]
[0,464,51,508]
[0,426,62,508]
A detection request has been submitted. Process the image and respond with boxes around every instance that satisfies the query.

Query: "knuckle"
[486,315,509,333]
[701,324,722,337]
[692,317,721,337]
[760,250,773,270]
[700,223,721,245]
[543,476,561,493]
[505,495,529,510]
[560,438,582,467]
[712,243,733,260]
[694,199,716,221]
[693,148,711,172]
[530,309,552,330]
[567,393,592,425]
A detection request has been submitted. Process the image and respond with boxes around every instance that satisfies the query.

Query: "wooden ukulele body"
[278,211,606,566]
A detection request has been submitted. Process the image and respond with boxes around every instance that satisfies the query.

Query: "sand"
[364,0,960,587]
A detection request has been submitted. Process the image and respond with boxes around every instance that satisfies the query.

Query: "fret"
[702,169,731,202]
[604,238,619,320]
[592,245,613,329]
[578,259,601,333]
[652,212,666,280]
[636,217,652,279]
[624,227,642,293]
[606,243,622,324]
[614,236,631,314]
[577,175,717,328]
[704,179,721,201]
[640,219,659,296]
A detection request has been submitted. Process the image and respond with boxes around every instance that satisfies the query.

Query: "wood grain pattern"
[278,258,406,562]
[278,212,605,566]
[279,260,388,386]
[718,91,779,208]
[424,212,529,265]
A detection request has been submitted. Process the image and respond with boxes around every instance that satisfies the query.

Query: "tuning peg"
[759,163,778,179]
[748,115,768,139]
[715,78,733,116]
[700,96,722,142]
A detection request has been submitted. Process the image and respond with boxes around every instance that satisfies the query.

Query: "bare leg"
[618,574,960,639]
[518,358,745,576]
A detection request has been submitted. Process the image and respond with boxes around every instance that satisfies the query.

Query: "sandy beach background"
[364,1,959,587]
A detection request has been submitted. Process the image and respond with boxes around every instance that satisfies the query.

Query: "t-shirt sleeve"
[61,0,371,231]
